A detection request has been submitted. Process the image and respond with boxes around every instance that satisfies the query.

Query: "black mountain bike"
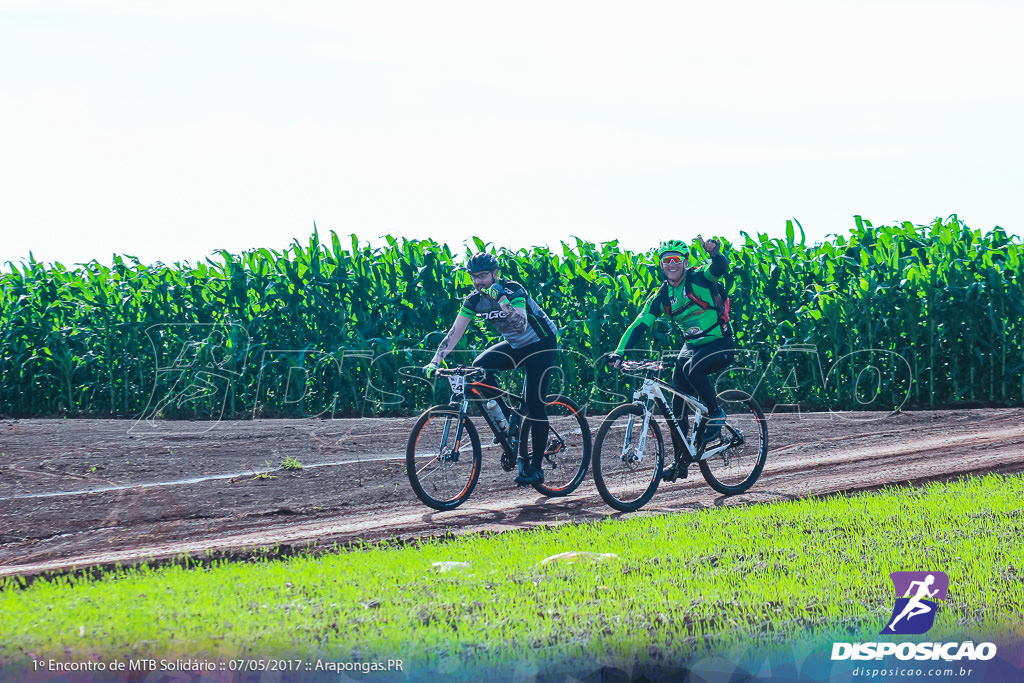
[406,366,592,511]
[593,359,768,512]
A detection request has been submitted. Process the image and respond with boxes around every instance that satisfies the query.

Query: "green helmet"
[657,240,689,259]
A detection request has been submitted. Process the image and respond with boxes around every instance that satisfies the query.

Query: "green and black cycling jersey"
[460,279,558,349]
[616,252,732,352]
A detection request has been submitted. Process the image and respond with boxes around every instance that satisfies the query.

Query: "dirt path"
[2,409,1023,578]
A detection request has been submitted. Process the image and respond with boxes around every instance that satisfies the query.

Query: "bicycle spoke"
[593,404,662,512]
[406,407,481,510]
[525,395,592,497]
[414,456,441,478]
[697,392,767,494]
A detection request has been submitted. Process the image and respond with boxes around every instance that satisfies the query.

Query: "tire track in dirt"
[2,410,1023,578]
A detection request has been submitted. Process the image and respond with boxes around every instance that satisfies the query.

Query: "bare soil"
[2,409,1023,579]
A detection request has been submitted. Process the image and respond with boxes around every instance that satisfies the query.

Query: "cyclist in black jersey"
[424,252,559,485]
[607,237,736,452]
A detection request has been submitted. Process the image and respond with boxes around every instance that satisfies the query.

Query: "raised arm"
[496,291,528,334]
[699,235,728,279]
[481,281,529,334]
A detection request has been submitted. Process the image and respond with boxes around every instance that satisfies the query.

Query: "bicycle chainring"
[500,450,516,472]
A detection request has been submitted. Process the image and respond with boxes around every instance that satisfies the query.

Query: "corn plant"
[1,216,1021,417]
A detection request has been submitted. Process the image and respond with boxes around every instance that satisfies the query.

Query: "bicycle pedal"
[514,469,544,486]
[666,455,690,480]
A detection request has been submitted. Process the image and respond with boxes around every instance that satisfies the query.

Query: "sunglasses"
[660,255,685,264]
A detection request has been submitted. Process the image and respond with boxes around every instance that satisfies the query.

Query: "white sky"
[2,0,1022,266]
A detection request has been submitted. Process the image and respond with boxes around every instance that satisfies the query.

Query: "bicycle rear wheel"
[592,404,664,512]
[519,394,592,497]
[698,390,768,495]
[406,406,482,511]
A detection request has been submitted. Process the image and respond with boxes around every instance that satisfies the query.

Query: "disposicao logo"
[831,571,998,663]
[882,571,948,635]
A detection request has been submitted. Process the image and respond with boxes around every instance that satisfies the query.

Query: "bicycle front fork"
[439,399,470,461]
[624,406,654,462]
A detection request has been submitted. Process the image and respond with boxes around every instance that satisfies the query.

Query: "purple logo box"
[891,571,949,600]
[882,571,949,635]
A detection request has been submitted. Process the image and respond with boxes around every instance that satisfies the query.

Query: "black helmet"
[465,252,499,273]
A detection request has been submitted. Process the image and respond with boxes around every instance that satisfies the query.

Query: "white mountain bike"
[593,359,768,512]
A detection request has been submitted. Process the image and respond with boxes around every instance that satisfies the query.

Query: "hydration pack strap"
[682,269,731,337]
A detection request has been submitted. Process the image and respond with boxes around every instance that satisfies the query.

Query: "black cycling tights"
[473,337,557,468]
[672,337,735,422]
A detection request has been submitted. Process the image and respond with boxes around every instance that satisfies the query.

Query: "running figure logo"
[882,571,949,635]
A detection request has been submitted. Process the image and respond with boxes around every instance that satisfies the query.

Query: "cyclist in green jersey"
[424,252,559,486]
[607,237,735,451]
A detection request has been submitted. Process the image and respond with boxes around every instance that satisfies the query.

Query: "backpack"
[663,268,732,340]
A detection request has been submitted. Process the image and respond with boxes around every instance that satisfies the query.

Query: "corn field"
[1,216,1022,418]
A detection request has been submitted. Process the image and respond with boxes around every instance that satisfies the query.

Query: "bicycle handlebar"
[617,360,667,372]
[435,366,487,378]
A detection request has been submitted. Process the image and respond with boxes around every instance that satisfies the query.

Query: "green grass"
[2,474,1022,675]
[247,460,277,480]
[279,456,303,471]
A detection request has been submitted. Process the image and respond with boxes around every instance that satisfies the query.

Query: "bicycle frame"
[625,369,733,465]
[592,359,767,511]
[435,369,523,464]
[408,365,592,510]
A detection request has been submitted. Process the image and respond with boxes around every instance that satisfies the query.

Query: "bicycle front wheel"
[698,390,768,495]
[406,406,482,511]
[592,404,664,512]
[519,394,592,497]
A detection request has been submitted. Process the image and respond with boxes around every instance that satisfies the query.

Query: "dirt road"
[2,408,1023,578]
